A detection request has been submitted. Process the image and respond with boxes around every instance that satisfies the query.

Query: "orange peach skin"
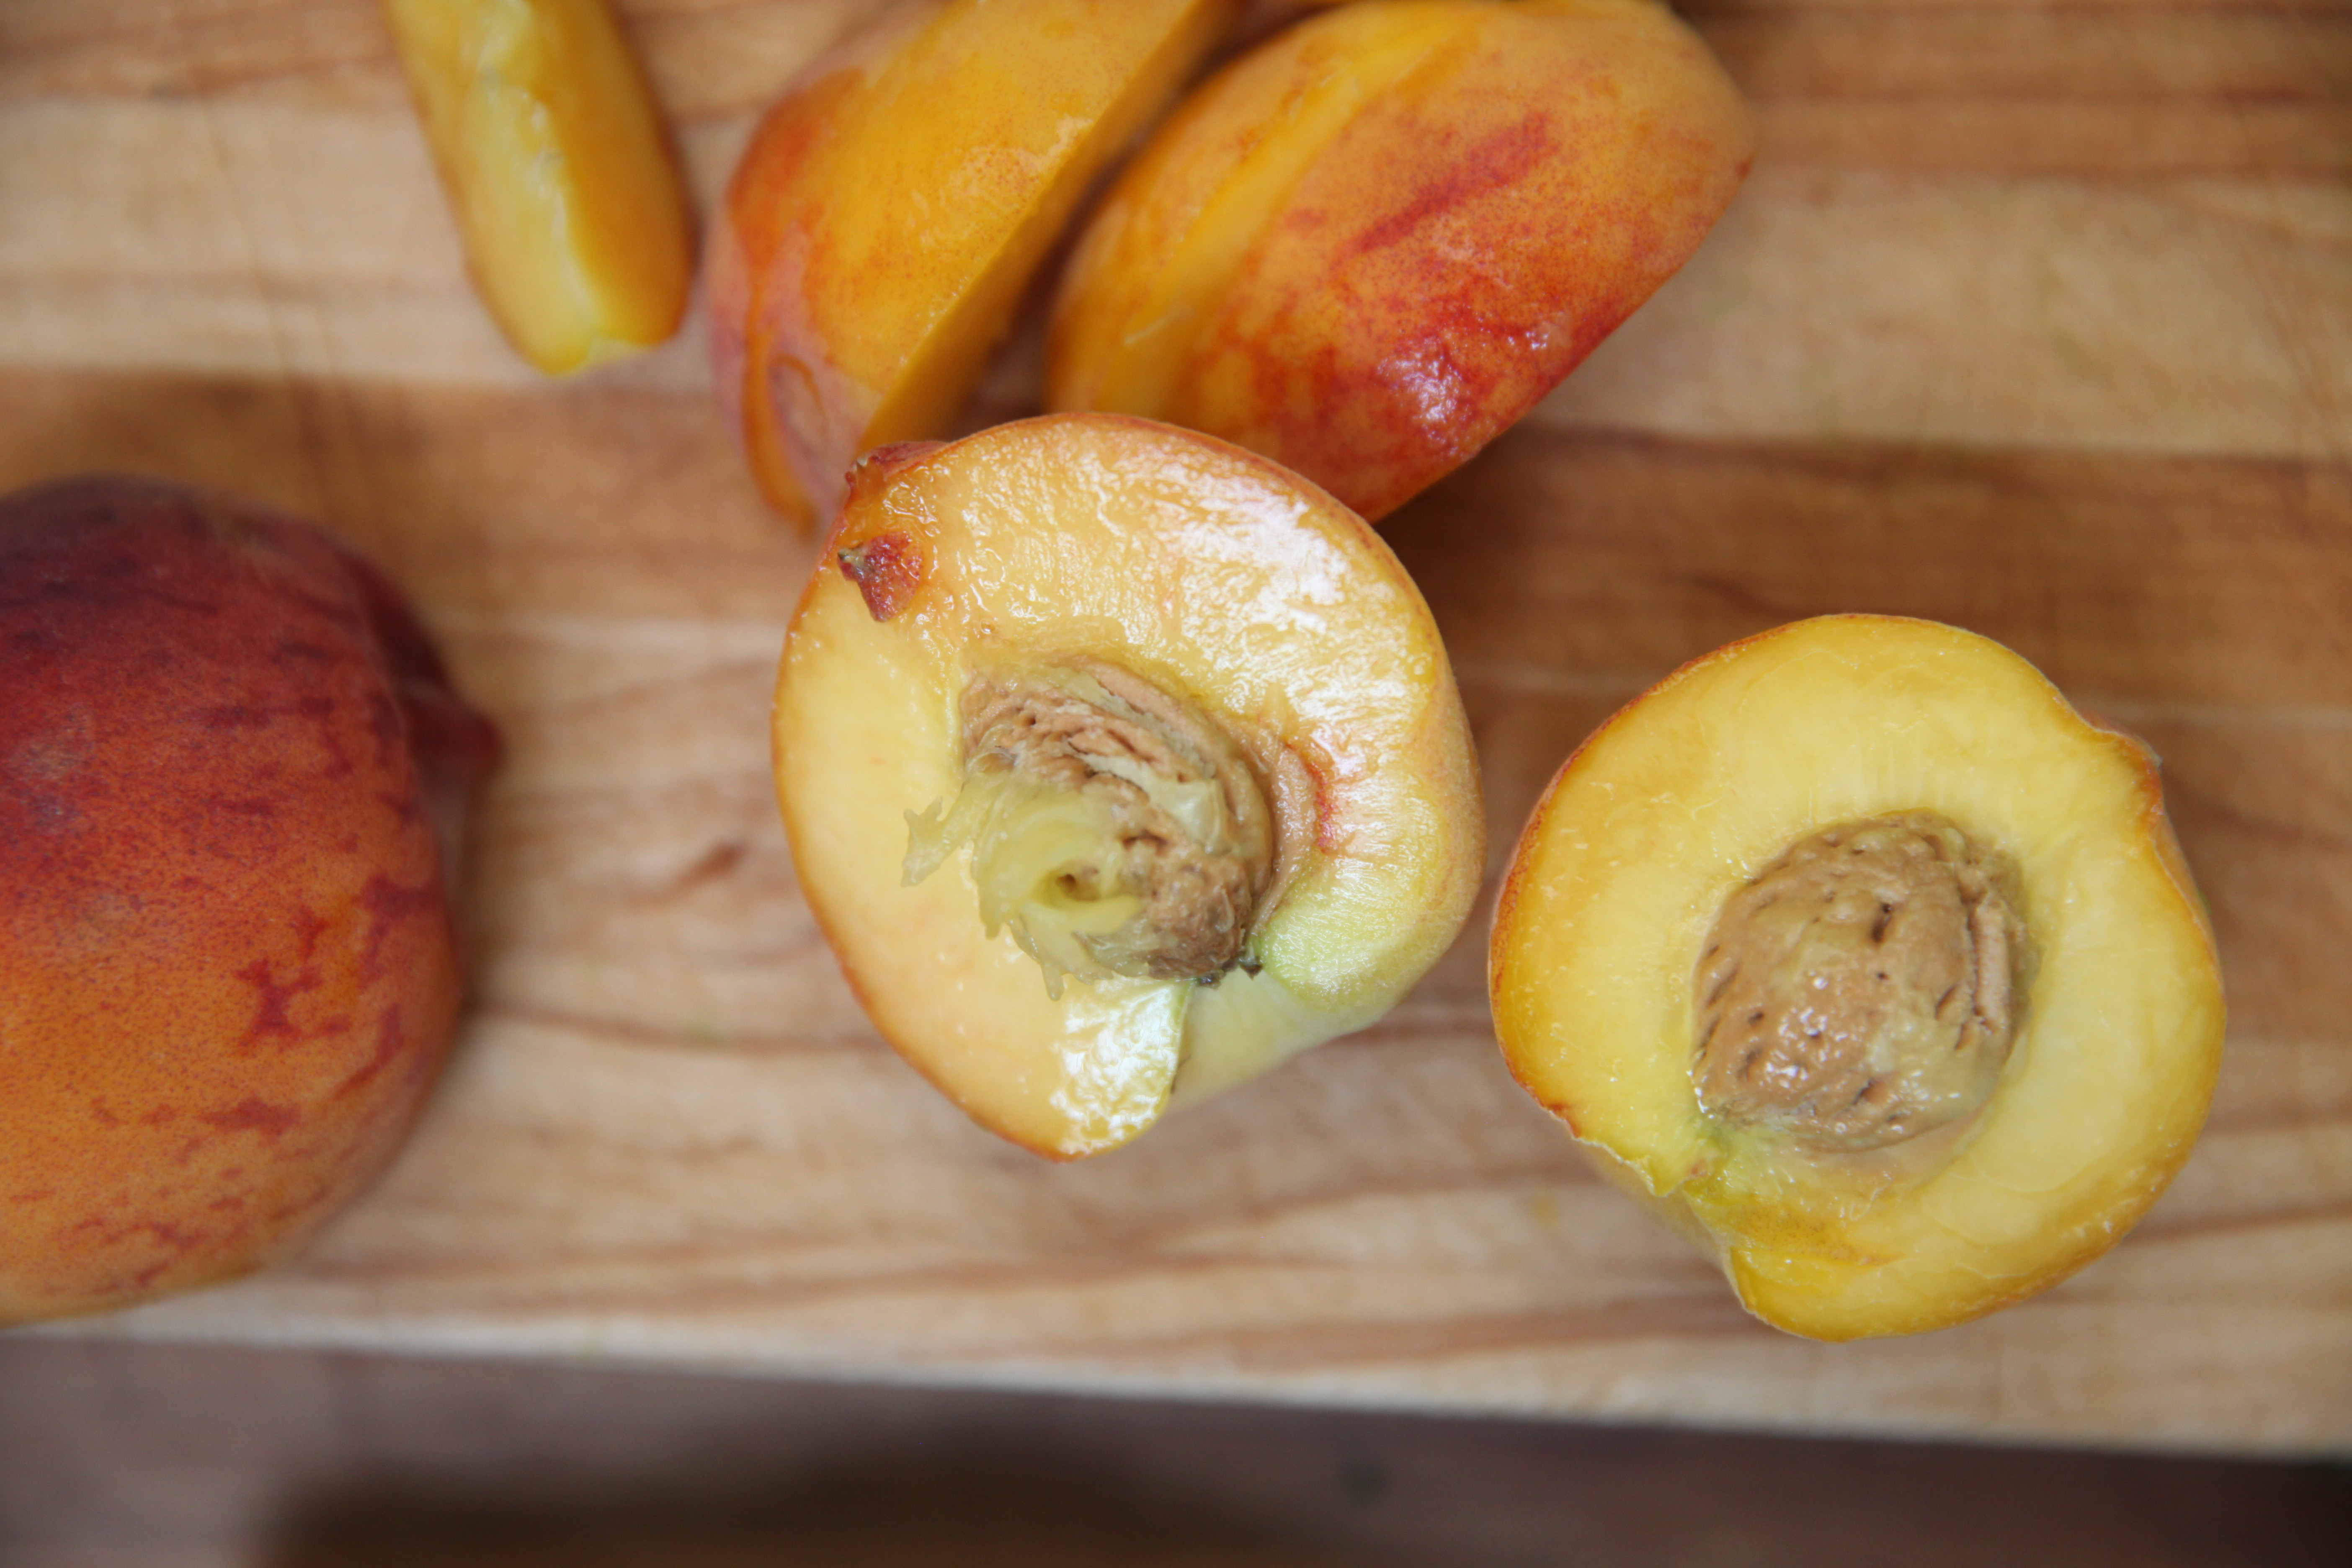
[1049,0,1756,521]
[0,477,497,1323]
[386,0,695,374]
[708,0,1238,526]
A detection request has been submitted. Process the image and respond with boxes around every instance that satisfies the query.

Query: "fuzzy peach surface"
[1049,0,1755,520]
[0,477,495,1323]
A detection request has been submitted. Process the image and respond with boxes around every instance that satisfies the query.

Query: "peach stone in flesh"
[906,658,1277,993]
[1693,812,2028,1155]
[774,415,1483,1158]
[1488,616,2226,1339]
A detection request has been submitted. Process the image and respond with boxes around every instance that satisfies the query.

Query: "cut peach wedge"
[709,0,1240,526]
[386,0,695,374]
[1047,0,1755,522]
[1489,616,2226,1339]
[774,414,1483,1157]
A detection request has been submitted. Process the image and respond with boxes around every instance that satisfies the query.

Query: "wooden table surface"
[3,0,2348,1455]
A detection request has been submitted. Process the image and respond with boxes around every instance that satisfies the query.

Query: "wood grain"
[2,0,2348,1454]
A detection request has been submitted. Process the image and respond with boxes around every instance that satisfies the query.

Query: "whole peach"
[0,477,496,1323]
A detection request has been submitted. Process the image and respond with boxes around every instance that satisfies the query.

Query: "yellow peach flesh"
[775,415,1481,1157]
[1489,616,2226,1339]
[386,0,694,374]
[710,0,1239,526]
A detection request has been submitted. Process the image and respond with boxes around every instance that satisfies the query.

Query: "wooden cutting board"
[4,0,2348,1455]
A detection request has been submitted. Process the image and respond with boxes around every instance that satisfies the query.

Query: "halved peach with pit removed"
[1489,616,2225,1339]
[774,414,1483,1157]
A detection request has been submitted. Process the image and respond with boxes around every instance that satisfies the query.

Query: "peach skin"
[0,477,498,1323]
[1048,0,1756,521]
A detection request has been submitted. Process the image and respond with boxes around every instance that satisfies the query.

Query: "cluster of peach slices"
[709,0,1755,524]
[774,416,1484,1158]
[0,477,497,1326]
[1489,617,2226,1339]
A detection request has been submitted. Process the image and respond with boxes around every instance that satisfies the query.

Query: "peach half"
[1489,616,2225,1339]
[709,0,1240,526]
[387,0,696,374]
[774,414,1483,1158]
[1047,0,1755,521]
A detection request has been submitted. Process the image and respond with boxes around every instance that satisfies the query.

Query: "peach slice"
[709,0,1240,526]
[0,477,498,1323]
[386,0,695,374]
[1489,616,2226,1340]
[1047,0,1755,521]
[774,414,1483,1157]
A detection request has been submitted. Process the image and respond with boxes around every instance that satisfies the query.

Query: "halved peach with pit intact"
[1489,616,2226,1339]
[774,414,1483,1157]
